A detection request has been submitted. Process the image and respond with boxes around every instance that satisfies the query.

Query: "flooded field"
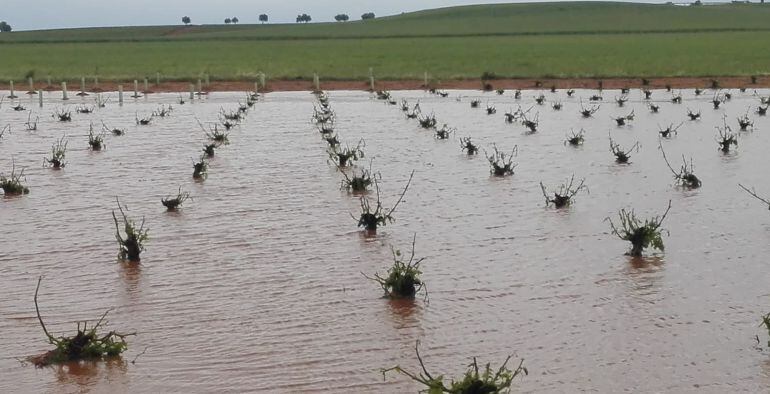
[1,87,770,393]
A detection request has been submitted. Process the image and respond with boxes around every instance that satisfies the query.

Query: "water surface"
[1,88,769,392]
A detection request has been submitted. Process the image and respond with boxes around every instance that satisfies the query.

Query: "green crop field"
[1,2,770,82]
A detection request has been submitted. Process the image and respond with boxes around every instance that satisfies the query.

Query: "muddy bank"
[0,76,767,93]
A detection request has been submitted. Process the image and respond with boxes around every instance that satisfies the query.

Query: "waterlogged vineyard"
[1,85,770,392]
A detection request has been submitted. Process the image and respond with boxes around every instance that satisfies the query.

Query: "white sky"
[0,0,663,31]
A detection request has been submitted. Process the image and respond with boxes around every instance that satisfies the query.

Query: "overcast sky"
[1,0,661,31]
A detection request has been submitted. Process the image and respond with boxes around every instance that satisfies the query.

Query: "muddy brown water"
[1,89,770,393]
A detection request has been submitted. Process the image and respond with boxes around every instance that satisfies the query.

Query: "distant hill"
[2,2,770,43]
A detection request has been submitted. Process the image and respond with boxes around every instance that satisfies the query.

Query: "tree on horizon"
[224,18,232,24]
[296,14,312,23]
[334,14,350,22]
[0,21,12,32]
[182,16,191,26]
[259,14,268,24]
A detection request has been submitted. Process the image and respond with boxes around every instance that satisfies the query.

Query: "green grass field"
[1,2,770,81]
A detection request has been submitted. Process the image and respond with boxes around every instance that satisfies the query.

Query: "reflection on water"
[52,358,128,391]
[623,256,665,304]
[626,255,665,270]
[118,261,142,299]
[1,89,770,392]
[387,298,423,327]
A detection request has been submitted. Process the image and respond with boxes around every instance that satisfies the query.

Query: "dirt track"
[1,76,767,93]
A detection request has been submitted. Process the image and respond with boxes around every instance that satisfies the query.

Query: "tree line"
[0,11,377,33]
[180,12,375,26]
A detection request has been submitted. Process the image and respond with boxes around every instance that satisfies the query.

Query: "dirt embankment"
[1,76,767,93]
